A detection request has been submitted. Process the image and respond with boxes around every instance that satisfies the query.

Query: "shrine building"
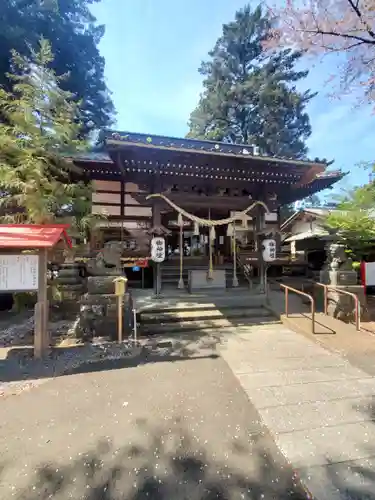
[69,130,344,291]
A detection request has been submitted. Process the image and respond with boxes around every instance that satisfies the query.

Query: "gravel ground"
[0,340,141,398]
[0,313,77,348]
[0,314,140,398]
[0,313,34,347]
[0,349,310,500]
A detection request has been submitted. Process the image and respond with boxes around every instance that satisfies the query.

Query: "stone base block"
[320,270,358,286]
[188,269,226,292]
[87,276,124,295]
[78,292,133,340]
[326,285,368,323]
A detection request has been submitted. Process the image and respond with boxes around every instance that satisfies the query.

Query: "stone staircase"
[137,293,277,337]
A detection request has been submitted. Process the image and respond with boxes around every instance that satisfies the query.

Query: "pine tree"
[0,38,93,232]
[0,0,115,133]
[187,4,315,159]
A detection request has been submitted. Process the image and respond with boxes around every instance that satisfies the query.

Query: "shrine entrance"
[73,130,343,292]
[163,210,233,263]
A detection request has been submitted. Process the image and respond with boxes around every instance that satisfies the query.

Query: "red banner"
[135,259,149,268]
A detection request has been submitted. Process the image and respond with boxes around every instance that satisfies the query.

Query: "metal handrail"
[236,255,253,288]
[314,282,360,331]
[133,308,138,343]
[280,283,316,334]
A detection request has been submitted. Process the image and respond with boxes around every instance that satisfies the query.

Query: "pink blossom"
[264,0,375,105]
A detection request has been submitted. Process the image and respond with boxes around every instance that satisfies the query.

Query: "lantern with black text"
[262,239,276,262]
[151,237,165,263]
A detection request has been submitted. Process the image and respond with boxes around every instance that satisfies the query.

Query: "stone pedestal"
[325,285,366,323]
[320,270,358,287]
[188,269,226,292]
[78,292,134,341]
[53,262,87,312]
[320,264,367,323]
[87,275,119,295]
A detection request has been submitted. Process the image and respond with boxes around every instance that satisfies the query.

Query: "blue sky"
[91,0,374,195]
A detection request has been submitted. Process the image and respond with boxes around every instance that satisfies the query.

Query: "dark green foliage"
[187,4,315,159]
[0,0,115,134]
[0,39,96,233]
[324,176,375,257]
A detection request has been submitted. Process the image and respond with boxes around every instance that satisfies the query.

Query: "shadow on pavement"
[0,339,220,384]
[318,396,375,499]
[323,457,375,500]
[1,420,309,500]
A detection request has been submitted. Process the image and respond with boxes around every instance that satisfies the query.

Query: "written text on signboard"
[0,254,39,291]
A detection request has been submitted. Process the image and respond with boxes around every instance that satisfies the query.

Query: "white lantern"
[262,239,276,262]
[151,237,165,263]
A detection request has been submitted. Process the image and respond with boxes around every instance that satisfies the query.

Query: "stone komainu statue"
[328,243,353,272]
[86,241,124,276]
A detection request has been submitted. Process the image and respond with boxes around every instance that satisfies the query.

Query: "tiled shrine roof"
[66,130,346,202]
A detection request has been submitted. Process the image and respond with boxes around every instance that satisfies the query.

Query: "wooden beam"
[116,151,127,178]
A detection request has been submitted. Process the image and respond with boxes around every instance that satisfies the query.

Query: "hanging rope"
[146,194,270,227]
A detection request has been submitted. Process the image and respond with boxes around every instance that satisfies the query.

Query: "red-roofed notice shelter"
[0,224,71,249]
[0,224,72,357]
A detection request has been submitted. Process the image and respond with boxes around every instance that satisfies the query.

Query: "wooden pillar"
[152,171,162,295]
[256,206,265,291]
[34,248,49,358]
[232,224,239,287]
[178,218,184,288]
[208,208,213,279]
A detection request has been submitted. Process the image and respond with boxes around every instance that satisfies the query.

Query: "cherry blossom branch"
[347,0,375,40]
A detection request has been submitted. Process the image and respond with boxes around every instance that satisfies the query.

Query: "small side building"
[280,207,335,273]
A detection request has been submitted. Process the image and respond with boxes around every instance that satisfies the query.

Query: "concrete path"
[219,322,375,500]
[0,345,308,499]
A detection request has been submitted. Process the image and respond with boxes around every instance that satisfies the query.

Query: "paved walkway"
[219,322,375,500]
[3,296,375,499]
[267,288,375,377]
[0,344,308,499]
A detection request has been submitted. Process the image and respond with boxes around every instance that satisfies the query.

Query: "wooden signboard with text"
[0,224,71,358]
[0,254,39,292]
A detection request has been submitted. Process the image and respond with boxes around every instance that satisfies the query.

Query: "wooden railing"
[280,283,316,334]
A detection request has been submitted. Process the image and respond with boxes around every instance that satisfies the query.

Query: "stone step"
[141,302,258,314]
[161,273,238,279]
[139,288,264,302]
[161,264,233,269]
[161,271,232,279]
[133,288,267,329]
[161,274,189,281]
[140,314,277,336]
[147,321,284,342]
[140,305,270,323]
